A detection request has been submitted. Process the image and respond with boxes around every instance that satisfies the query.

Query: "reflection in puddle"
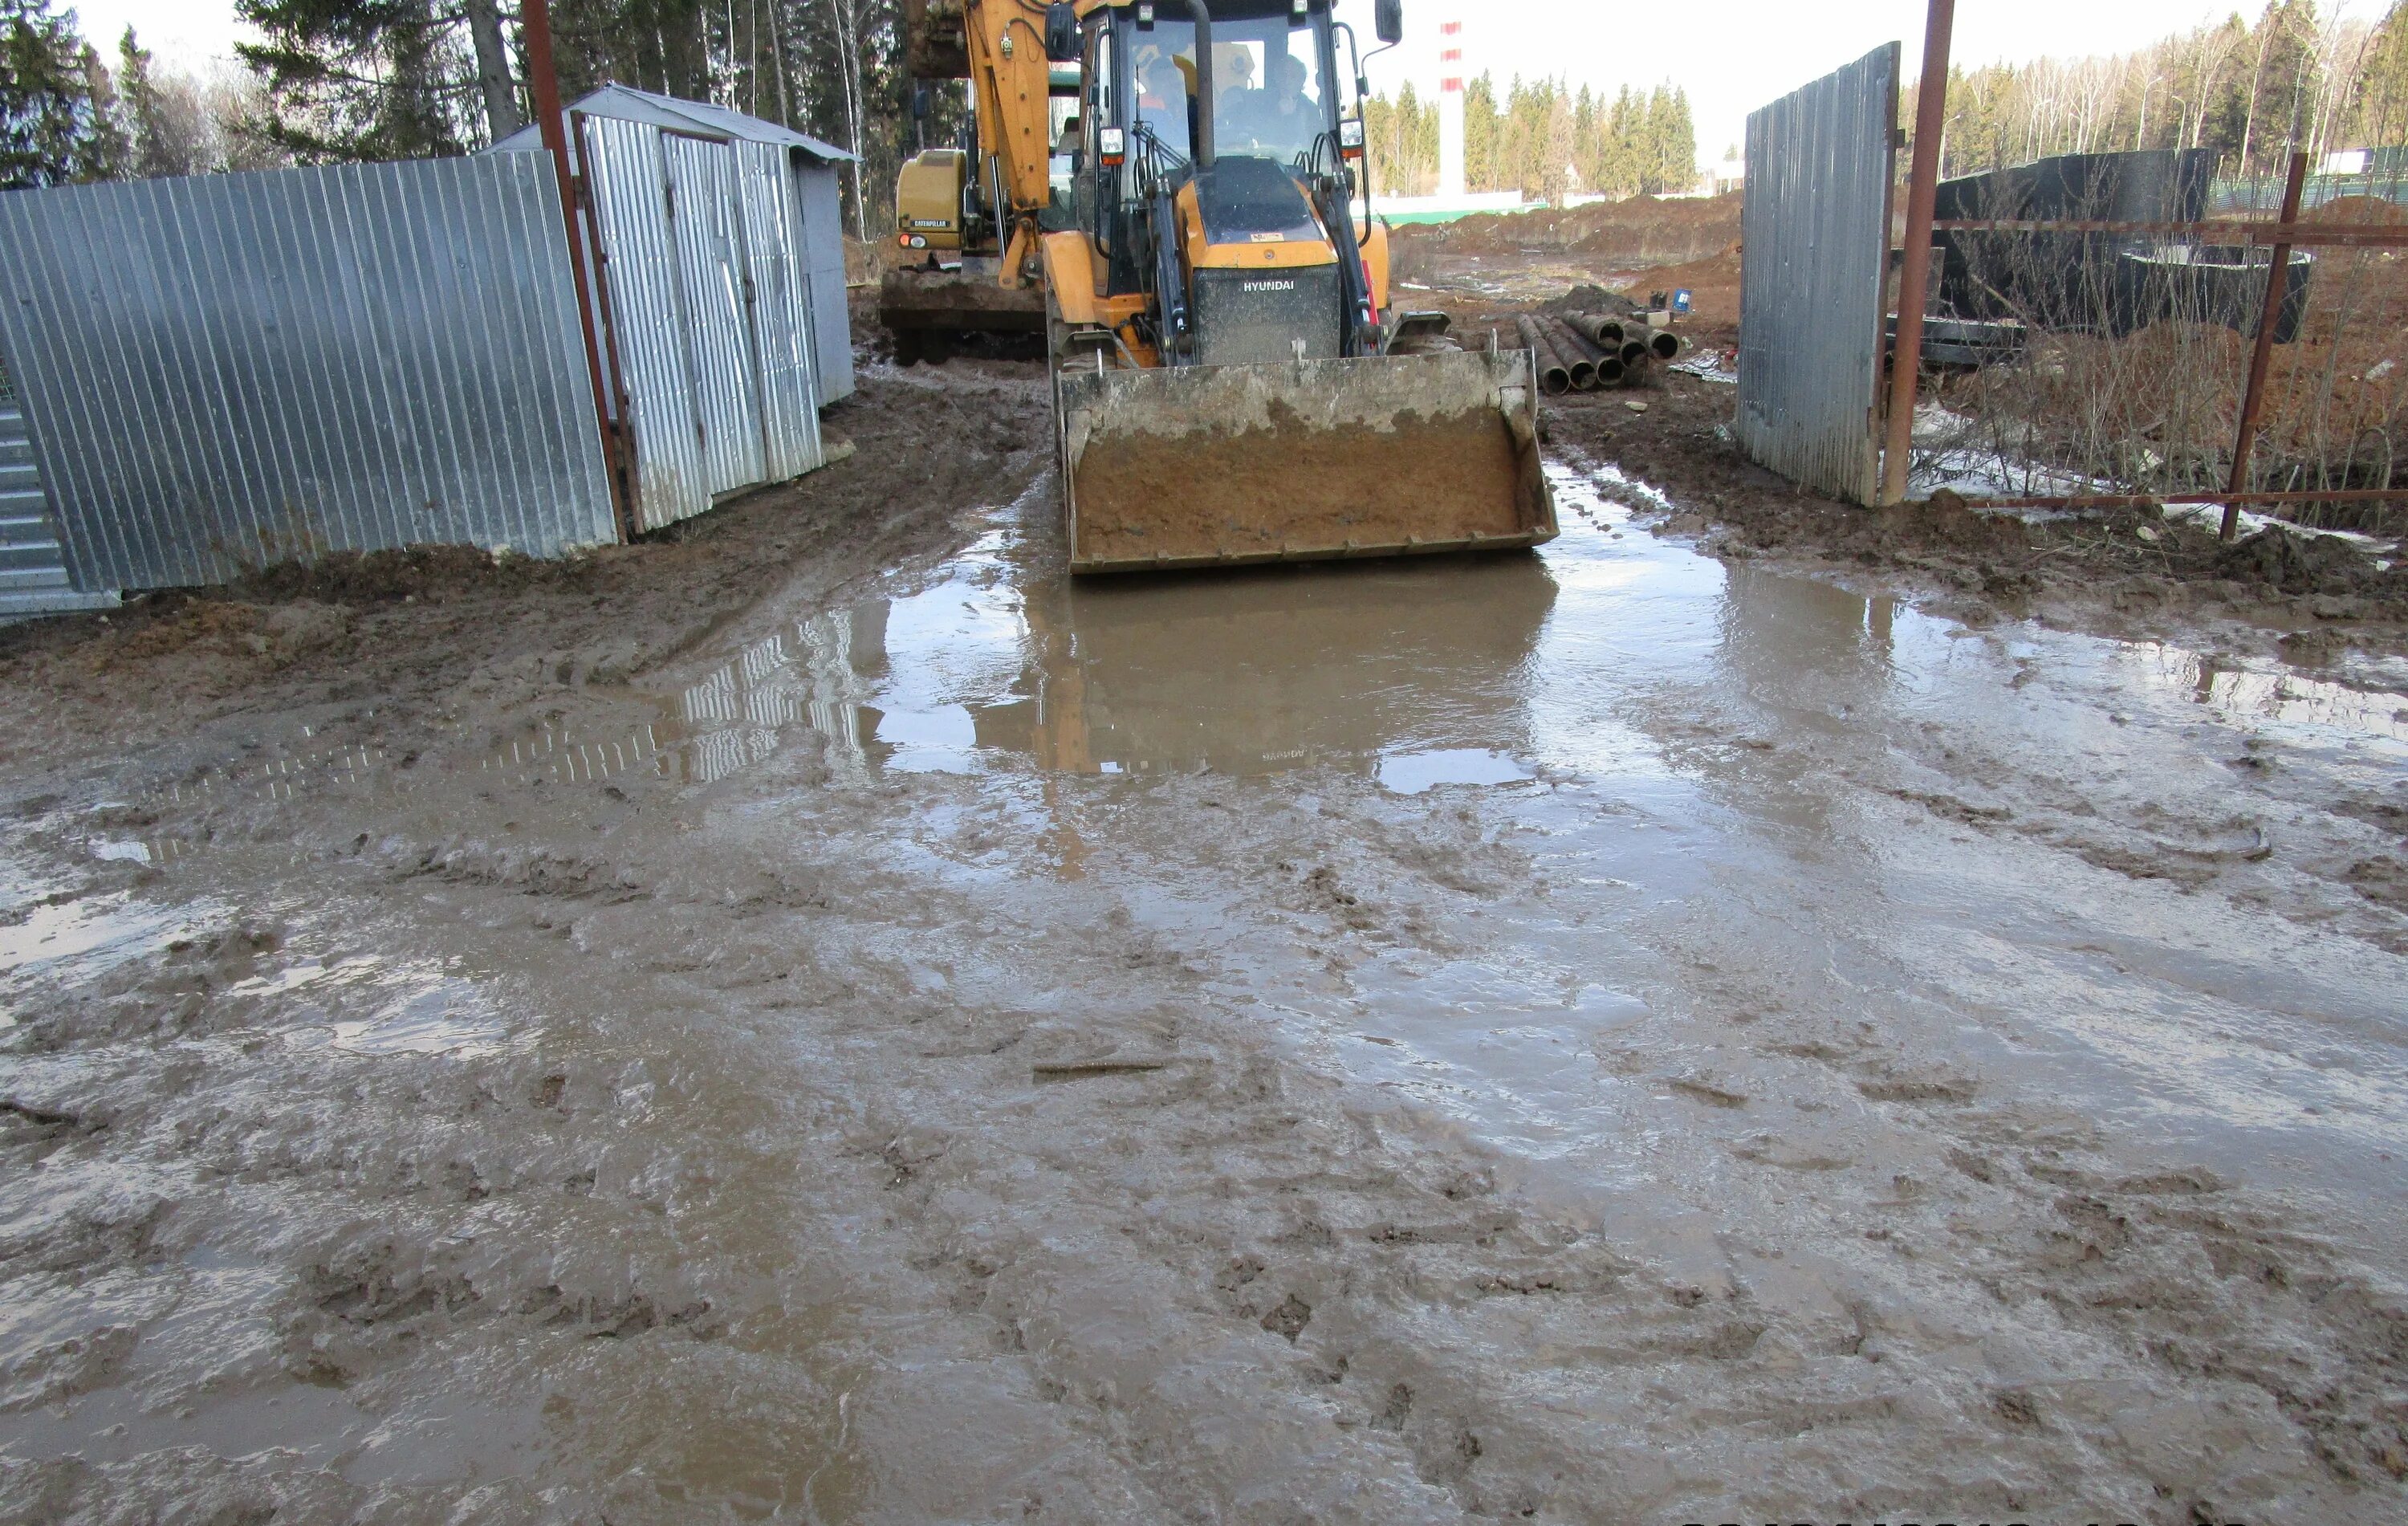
[2113,644,2408,745]
[260,958,519,1058]
[0,890,213,990]
[626,462,2408,796]
[1377,749,1536,794]
[650,516,1564,786]
[159,740,388,808]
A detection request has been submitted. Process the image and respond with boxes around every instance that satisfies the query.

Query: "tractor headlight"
[1097,126,1127,167]
[1339,118,1365,159]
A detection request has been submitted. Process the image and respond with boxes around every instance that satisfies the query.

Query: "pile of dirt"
[1391,193,1741,267]
[2211,521,2405,596]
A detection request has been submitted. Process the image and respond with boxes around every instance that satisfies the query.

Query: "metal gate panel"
[1738,44,1899,505]
[664,136,769,496]
[734,141,825,482]
[0,154,612,590]
[582,116,710,531]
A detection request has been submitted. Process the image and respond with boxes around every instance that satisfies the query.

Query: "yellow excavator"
[889,0,1555,574]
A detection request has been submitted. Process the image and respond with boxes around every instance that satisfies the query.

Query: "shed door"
[580,116,709,530]
[734,142,824,481]
[664,136,769,496]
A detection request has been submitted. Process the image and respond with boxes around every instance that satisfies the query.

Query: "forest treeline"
[14,0,2408,235]
[0,0,909,232]
[1918,0,2408,181]
[1365,76,1700,201]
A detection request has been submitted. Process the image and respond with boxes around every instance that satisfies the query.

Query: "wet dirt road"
[4,405,2407,1522]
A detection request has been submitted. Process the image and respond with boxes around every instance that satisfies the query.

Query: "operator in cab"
[1135,53,1192,155]
[1223,50,1319,159]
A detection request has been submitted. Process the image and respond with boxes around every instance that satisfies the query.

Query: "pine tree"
[2358,1,2408,143]
[119,26,210,177]
[2239,0,2319,172]
[75,39,128,179]
[237,0,478,161]
[1365,79,1436,197]
[1653,85,1694,193]
[1,0,92,188]
[1462,71,1496,192]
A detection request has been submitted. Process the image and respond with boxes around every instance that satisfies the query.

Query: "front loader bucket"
[1057,348,1556,574]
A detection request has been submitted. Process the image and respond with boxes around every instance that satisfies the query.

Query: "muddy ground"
[3,264,2408,1524]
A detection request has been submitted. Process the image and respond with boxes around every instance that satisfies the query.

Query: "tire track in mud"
[5,396,2407,1521]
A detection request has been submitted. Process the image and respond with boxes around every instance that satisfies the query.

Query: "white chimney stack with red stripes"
[1437,8,1466,197]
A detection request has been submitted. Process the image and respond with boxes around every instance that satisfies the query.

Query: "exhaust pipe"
[1515,315,1572,396]
[1185,2,1215,168]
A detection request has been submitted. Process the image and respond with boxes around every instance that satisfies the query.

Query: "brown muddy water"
[5,454,2408,1523]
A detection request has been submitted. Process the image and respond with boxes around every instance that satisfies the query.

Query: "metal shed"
[491,87,856,532]
[0,153,619,601]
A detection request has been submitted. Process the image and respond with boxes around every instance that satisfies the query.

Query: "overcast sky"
[64,0,2386,168]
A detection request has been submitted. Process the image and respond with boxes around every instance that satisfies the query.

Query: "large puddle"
[47,454,2408,1251]
[10,448,2408,1511]
[628,463,2408,791]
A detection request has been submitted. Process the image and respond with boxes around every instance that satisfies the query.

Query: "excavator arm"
[902,0,1076,283]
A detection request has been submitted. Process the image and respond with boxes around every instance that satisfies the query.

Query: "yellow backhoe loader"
[892,0,1556,573]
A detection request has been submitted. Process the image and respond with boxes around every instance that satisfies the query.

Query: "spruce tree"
[1462,72,1496,193]
[119,26,209,177]
[237,0,476,161]
[2360,1,2408,144]
[1,0,92,188]
[75,39,128,179]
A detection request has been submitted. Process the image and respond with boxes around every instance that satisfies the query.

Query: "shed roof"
[486,83,856,163]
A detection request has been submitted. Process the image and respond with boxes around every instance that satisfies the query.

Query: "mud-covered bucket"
[1056,348,1557,574]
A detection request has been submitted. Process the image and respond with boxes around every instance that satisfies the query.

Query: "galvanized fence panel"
[582,116,710,531]
[797,168,854,404]
[0,333,114,615]
[736,141,826,481]
[665,135,771,497]
[0,154,615,591]
[1738,43,1900,505]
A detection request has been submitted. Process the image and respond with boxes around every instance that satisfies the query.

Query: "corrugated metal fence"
[1738,44,1900,505]
[580,118,826,531]
[0,154,615,592]
[0,340,115,616]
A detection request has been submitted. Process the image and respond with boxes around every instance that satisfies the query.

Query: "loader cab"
[1077,0,1355,287]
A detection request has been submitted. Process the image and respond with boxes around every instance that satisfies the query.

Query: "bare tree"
[463,0,523,141]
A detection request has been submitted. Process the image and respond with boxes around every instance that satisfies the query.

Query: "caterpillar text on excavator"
[887,0,1557,573]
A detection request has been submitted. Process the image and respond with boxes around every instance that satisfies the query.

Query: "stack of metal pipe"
[1513,311,1681,393]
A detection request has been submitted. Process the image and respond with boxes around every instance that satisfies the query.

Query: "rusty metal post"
[522,0,628,539]
[1879,0,1954,507]
[2223,149,2309,541]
